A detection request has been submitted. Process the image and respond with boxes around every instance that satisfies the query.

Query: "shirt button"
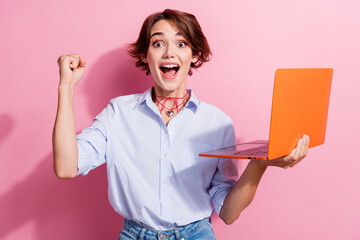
[169,131,173,136]
[164,153,168,158]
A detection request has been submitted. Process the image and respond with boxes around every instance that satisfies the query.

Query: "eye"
[152,41,164,48]
[177,41,187,48]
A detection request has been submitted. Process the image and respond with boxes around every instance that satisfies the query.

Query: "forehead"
[150,19,181,37]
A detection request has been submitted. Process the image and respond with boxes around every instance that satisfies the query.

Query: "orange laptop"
[199,68,333,160]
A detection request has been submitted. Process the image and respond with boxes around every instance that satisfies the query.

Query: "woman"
[53,9,309,240]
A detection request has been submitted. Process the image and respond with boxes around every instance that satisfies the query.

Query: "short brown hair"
[127,9,212,76]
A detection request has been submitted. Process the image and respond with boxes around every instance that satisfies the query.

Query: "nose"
[163,44,175,59]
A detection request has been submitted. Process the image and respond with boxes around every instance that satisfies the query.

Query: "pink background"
[1,0,359,239]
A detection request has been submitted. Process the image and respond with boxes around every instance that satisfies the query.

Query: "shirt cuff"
[76,142,97,176]
[212,186,232,216]
[76,156,89,176]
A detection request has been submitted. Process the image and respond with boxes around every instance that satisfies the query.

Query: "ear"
[141,55,148,63]
[191,53,199,63]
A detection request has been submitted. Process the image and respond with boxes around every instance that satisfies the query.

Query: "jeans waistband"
[122,218,211,240]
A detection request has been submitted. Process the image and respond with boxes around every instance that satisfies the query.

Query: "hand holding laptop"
[256,135,310,169]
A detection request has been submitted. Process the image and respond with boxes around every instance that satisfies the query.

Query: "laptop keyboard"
[234,145,268,157]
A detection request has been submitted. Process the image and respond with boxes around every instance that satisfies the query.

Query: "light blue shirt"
[77,88,239,230]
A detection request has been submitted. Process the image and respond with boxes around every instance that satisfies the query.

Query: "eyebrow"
[150,32,182,39]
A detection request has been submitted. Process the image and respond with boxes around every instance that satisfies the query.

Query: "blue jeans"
[119,218,216,240]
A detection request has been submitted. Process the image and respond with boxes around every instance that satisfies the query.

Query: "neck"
[152,88,190,115]
[152,85,187,98]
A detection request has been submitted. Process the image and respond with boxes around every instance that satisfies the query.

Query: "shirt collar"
[186,89,200,110]
[136,87,152,106]
[135,87,200,111]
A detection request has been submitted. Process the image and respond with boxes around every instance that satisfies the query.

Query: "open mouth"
[159,64,180,78]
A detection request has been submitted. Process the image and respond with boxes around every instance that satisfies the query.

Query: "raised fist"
[57,54,86,87]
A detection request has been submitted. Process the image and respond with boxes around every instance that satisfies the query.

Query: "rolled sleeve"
[76,102,114,176]
[208,158,239,215]
[208,120,239,215]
